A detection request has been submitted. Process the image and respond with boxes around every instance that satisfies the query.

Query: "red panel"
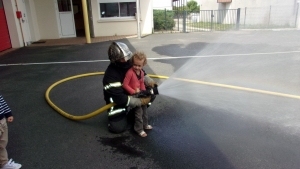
[0,8,12,52]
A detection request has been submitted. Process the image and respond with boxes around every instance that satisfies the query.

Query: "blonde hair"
[131,51,147,66]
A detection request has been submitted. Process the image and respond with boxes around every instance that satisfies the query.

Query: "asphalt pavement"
[0,30,300,169]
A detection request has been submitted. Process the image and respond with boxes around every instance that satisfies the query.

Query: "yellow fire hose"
[45,72,300,121]
[45,72,169,120]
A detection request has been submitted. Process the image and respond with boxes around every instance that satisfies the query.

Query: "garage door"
[0,0,11,52]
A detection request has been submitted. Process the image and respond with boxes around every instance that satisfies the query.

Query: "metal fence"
[153,5,299,32]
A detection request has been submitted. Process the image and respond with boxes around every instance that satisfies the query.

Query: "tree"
[187,0,200,12]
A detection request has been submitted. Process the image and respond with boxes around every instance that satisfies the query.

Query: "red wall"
[0,3,12,52]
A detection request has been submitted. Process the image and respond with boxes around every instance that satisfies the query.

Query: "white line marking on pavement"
[1,50,300,66]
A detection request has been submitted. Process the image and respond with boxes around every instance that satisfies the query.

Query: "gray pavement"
[0,30,300,169]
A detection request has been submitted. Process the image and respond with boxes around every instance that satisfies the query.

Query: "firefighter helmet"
[108,42,132,62]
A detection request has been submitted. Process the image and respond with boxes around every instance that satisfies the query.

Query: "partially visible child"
[0,95,22,169]
[123,51,153,137]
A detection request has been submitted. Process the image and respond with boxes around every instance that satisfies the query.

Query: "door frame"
[18,0,32,45]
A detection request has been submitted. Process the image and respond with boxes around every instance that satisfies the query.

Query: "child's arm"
[7,116,13,122]
[135,88,140,93]
[0,95,14,122]
[123,71,136,95]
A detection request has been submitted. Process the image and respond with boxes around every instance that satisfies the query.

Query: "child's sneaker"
[144,125,153,130]
[1,159,22,169]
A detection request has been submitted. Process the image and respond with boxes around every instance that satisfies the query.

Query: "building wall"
[140,0,153,35]
[25,0,40,41]
[3,0,153,48]
[153,0,172,10]
[199,0,300,28]
[91,0,152,37]
[199,0,297,10]
[33,0,59,39]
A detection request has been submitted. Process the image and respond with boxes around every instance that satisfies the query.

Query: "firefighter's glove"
[148,81,158,88]
[137,89,152,98]
[140,96,151,106]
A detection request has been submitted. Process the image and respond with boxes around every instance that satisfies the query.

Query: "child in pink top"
[123,52,153,137]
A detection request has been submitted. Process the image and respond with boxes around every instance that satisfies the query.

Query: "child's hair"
[131,51,147,66]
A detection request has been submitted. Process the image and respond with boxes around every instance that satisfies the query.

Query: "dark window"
[100,3,119,17]
[58,0,72,12]
[100,2,136,18]
[120,2,136,16]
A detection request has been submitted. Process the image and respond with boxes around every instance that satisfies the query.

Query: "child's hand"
[7,116,14,122]
[135,88,140,93]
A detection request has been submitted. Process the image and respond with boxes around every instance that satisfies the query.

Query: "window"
[57,0,72,12]
[100,1,136,18]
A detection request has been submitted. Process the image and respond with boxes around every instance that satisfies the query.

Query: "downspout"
[136,0,141,39]
[14,0,26,46]
[82,0,91,43]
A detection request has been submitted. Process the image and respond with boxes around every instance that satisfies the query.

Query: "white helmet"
[108,42,133,62]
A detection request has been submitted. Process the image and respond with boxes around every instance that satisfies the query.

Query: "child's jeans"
[133,105,148,133]
[0,118,8,167]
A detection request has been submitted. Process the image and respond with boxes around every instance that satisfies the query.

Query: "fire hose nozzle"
[151,86,159,95]
[137,86,159,98]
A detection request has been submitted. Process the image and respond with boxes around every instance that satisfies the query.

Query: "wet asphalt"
[0,30,300,169]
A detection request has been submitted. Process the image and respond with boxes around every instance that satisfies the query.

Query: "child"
[0,95,22,169]
[123,52,153,137]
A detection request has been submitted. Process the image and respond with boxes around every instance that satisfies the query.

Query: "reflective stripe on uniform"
[108,108,126,116]
[104,82,122,90]
[126,96,130,106]
[109,97,114,111]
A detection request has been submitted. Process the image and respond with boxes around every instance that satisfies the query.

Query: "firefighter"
[102,42,157,133]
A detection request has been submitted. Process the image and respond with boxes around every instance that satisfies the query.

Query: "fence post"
[164,8,167,30]
[177,10,180,31]
[236,8,240,30]
[183,10,187,33]
[268,5,271,27]
[295,3,299,28]
[244,7,247,28]
[210,10,213,31]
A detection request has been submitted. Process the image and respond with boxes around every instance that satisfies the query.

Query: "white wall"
[153,0,172,10]
[198,0,299,28]
[25,0,40,41]
[3,0,155,46]
[140,0,153,35]
[199,0,297,10]
[33,0,60,39]
[153,0,202,10]
[92,0,152,36]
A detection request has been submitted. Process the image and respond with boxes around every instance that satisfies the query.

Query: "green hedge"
[153,10,175,30]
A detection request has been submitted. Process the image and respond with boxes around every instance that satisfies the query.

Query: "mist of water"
[155,32,300,136]
[157,56,230,108]
[157,33,236,104]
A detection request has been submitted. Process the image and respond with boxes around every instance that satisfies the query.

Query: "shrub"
[153,10,175,30]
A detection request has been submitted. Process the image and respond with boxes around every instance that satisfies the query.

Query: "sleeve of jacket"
[103,68,130,106]
[123,70,136,95]
[0,95,13,118]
